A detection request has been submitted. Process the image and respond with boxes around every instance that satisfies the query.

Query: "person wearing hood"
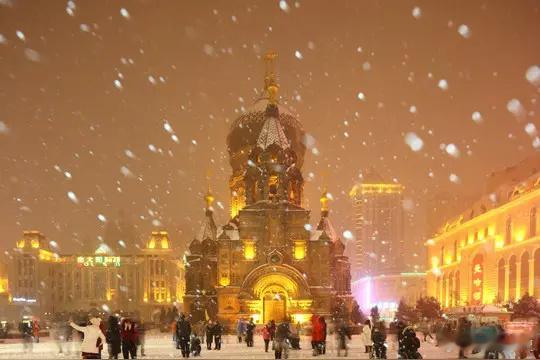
[105,316,121,359]
[70,317,105,359]
[120,318,138,359]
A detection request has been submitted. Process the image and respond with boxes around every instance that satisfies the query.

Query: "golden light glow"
[291,313,311,324]
[219,277,230,286]
[252,274,298,299]
[106,289,112,301]
[160,237,169,249]
[444,255,452,265]
[488,225,496,236]
[431,256,439,269]
[293,240,306,260]
[244,240,256,260]
[515,228,526,242]
[148,239,156,249]
[0,278,8,294]
[16,240,25,248]
[31,239,39,248]
[350,183,404,197]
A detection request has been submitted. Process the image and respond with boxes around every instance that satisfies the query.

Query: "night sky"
[1,1,539,271]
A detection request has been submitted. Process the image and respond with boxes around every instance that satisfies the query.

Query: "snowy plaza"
[0,333,465,359]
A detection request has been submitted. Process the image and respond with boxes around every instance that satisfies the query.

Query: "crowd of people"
[8,309,540,359]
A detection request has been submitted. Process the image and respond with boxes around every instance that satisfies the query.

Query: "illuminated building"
[7,230,184,319]
[426,164,540,308]
[349,169,405,278]
[184,53,352,325]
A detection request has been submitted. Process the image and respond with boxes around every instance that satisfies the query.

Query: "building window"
[497,258,505,303]
[508,255,517,301]
[520,252,530,297]
[505,217,512,245]
[530,208,537,238]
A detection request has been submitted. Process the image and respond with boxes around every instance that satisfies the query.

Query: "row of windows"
[497,249,540,301]
[440,207,538,264]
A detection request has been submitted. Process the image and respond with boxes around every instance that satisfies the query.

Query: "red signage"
[471,254,483,305]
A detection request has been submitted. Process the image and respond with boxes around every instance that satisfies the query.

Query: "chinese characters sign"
[471,254,483,305]
[77,256,121,267]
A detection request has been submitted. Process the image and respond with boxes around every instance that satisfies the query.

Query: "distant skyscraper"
[350,169,404,279]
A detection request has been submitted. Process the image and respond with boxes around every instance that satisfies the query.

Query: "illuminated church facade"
[184,53,352,324]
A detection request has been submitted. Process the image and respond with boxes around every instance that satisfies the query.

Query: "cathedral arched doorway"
[262,285,287,323]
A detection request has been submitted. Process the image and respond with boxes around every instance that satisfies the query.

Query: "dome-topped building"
[227,52,306,217]
[184,53,352,325]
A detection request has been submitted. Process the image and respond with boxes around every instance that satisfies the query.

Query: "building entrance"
[262,288,287,323]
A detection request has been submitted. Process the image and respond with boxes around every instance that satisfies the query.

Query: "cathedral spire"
[204,186,215,210]
[264,51,279,104]
[320,188,330,214]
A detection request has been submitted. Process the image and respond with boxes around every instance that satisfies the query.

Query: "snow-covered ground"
[0,333,471,359]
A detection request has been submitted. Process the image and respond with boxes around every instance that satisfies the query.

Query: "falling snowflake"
[15,30,25,41]
[357,92,366,101]
[294,50,303,60]
[507,98,524,117]
[0,34,6,44]
[457,24,471,38]
[526,65,540,86]
[524,123,537,136]
[445,143,460,157]
[114,79,123,90]
[342,230,354,240]
[24,48,41,62]
[472,111,483,123]
[449,173,461,184]
[0,121,8,134]
[97,214,107,223]
[438,79,448,91]
[412,6,422,19]
[67,191,79,204]
[279,0,290,13]
[404,132,424,152]
[120,8,130,19]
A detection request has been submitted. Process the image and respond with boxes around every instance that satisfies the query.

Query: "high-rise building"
[350,169,405,279]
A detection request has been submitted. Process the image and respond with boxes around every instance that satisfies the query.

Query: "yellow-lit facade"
[6,230,185,319]
[427,175,540,308]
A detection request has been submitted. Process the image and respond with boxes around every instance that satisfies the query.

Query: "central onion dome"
[226,52,307,217]
[227,52,306,173]
[227,99,305,172]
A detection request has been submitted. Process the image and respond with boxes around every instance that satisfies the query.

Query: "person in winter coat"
[371,322,387,359]
[262,324,272,352]
[120,318,138,359]
[311,315,323,355]
[401,326,421,359]
[361,319,373,354]
[236,318,246,343]
[274,320,291,359]
[19,319,34,353]
[106,316,122,359]
[205,321,214,350]
[319,317,327,355]
[70,317,106,359]
[455,317,472,359]
[213,321,222,350]
[269,320,276,341]
[245,318,256,347]
[336,319,352,357]
[176,314,192,358]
